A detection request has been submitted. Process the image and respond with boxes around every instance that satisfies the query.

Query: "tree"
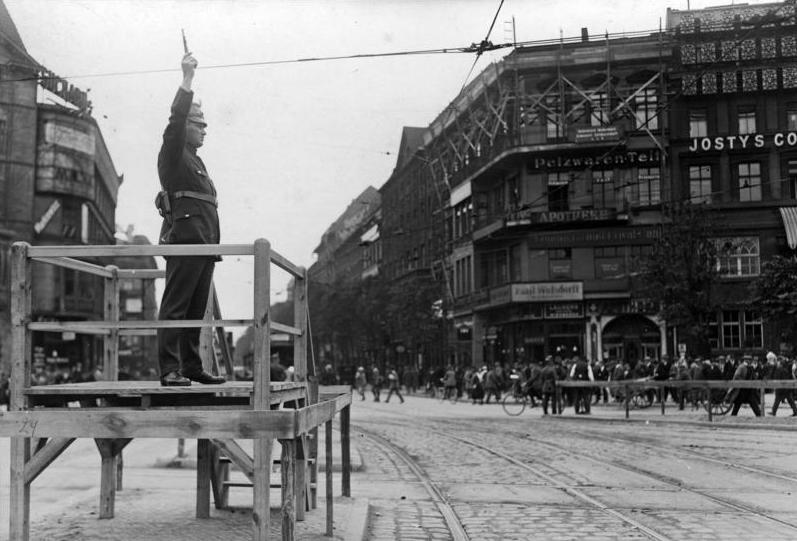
[751,254,797,345]
[635,202,721,357]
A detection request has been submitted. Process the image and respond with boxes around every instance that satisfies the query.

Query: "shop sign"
[574,125,621,144]
[545,302,584,319]
[507,208,616,226]
[528,149,661,172]
[527,226,660,248]
[688,132,797,152]
[512,282,583,302]
[489,285,512,306]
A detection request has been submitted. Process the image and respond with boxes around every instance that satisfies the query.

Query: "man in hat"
[156,52,225,386]
[730,354,761,416]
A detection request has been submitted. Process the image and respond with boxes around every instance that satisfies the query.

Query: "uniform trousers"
[158,256,215,376]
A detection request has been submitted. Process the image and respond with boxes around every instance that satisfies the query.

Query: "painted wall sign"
[34,199,61,235]
[507,208,616,226]
[688,132,797,152]
[526,226,660,248]
[528,149,661,172]
[574,126,621,144]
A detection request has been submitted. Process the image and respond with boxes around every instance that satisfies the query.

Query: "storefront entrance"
[601,314,661,368]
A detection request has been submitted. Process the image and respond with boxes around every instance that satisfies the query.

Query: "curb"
[341,498,370,541]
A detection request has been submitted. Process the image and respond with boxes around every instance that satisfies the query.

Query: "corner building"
[421,1,797,368]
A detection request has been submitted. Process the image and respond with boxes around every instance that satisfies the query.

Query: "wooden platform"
[23,381,308,409]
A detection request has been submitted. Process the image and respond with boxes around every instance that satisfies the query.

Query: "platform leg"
[95,440,117,519]
[253,437,273,541]
[325,420,333,537]
[341,406,351,497]
[310,426,318,510]
[9,437,31,541]
[280,439,296,540]
[116,450,124,491]
[197,439,211,518]
[295,435,307,521]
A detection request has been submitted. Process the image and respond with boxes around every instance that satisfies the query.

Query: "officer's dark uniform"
[157,87,220,379]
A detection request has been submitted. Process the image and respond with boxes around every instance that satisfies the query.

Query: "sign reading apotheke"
[688,132,797,152]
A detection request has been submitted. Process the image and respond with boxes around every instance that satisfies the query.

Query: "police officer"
[156,52,225,387]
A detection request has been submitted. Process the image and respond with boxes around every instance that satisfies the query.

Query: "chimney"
[581,27,589,42]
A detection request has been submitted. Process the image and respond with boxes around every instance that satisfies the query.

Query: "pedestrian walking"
[384,367,404,403]
[371,367,383,402]
[770,354,797,416]
[729,354,762,417]
[569,355,594,414]
[540,356,558,415]
[483,365,501,404]
[354,366,367,401]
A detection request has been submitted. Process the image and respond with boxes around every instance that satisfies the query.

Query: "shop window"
[689,109,708,138]
[547,172,569,212]
[737,162,762,202]
[689,165,712,204]
[594,245,625,279]
[737,108,756,135]
[633,167,661,206]
[716,237,760,277]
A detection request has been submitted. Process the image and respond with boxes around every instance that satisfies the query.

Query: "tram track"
[353,425,470,541]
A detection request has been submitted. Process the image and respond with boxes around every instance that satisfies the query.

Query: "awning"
[779,207,797,249]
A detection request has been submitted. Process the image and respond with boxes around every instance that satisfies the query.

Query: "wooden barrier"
[557,379,797,420]
[1,241,353,541]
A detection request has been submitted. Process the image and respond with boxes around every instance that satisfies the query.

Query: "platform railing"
[1,240,351,541]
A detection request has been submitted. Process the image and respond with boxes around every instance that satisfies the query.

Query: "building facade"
[0,3,123,377]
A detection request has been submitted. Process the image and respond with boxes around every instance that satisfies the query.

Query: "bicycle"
[501,375,528,416]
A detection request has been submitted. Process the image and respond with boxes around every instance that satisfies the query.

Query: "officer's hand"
[181,53,198,78]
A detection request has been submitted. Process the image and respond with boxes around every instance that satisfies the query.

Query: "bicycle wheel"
[502,393,527,416]
[708,396,733,416]
[632,392,653,409]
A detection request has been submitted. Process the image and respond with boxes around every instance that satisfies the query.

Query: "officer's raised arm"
[180,52,197,92]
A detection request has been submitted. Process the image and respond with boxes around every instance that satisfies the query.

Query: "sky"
[4,0,778,328]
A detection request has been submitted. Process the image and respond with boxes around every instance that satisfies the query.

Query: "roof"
[394,127,427,170]
[0,1,27,54]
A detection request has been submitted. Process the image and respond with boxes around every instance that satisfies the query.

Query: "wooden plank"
[95,439,117,519]
[318,385,351,399]
[270,248,304,278]
[211,439,254,481]
[24,380,306,396]
[0,409,301,439]
[280,439,296,540]
[10,242,32,541]
[341,405,351,497]
[103,265,120,381]
[253,239,271,411]
[295,435,307,521]
[29,318,254,332]
[116,268,164,280]
[31,256,112,277]
[295,394,353,434]
[271,321,302,336]
[253,437,273,541]
[27,243,257,258]
[196,439,211,518]
[325,420,333,537]
[23,437,75,484]
[308,383,319,511]
[212,286,235,379]
[200,283,215,374]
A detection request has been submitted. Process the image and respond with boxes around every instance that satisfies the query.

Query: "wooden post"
[659,387,665,416]
[95,440,117,519]
[280,439,296,540]
[196,439,211,518]
[706,387,713,422]
[325,420,333,537]
[309,382,319,510]
[10,242,32,541]
[252,239,273,541]
[760,385,766,416]
[103,265,120,380]
[624,385,630,419]
[293,267,309,521]
[341,405,351,497]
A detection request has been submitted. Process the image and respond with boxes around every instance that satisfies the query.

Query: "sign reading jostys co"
[689,132,797,152]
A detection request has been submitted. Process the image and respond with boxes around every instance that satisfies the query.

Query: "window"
[636,167,661,206]
[716,237,760,277]
[545,95,564,139]
[592,169,615,209]
[788,160,797,199]
[549,248,572,279]
[595,245,626,279]
[689,109,708,138]
[454,255,473,297]
[788,106,797,131]
[590,91,609,127]
[634,88,658,130]
[722,310,741,348]
[480,250,508,288]
[689,165,712,204]
[737,108,756,134]
[452,200,472,240]
[738,162,762,202]
[547,172,569,212]
[720,310,763,349]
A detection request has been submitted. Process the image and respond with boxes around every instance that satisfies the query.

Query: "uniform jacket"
[158,88,220,246]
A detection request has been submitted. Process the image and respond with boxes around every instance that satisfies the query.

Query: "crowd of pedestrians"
[339,349,797,418]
